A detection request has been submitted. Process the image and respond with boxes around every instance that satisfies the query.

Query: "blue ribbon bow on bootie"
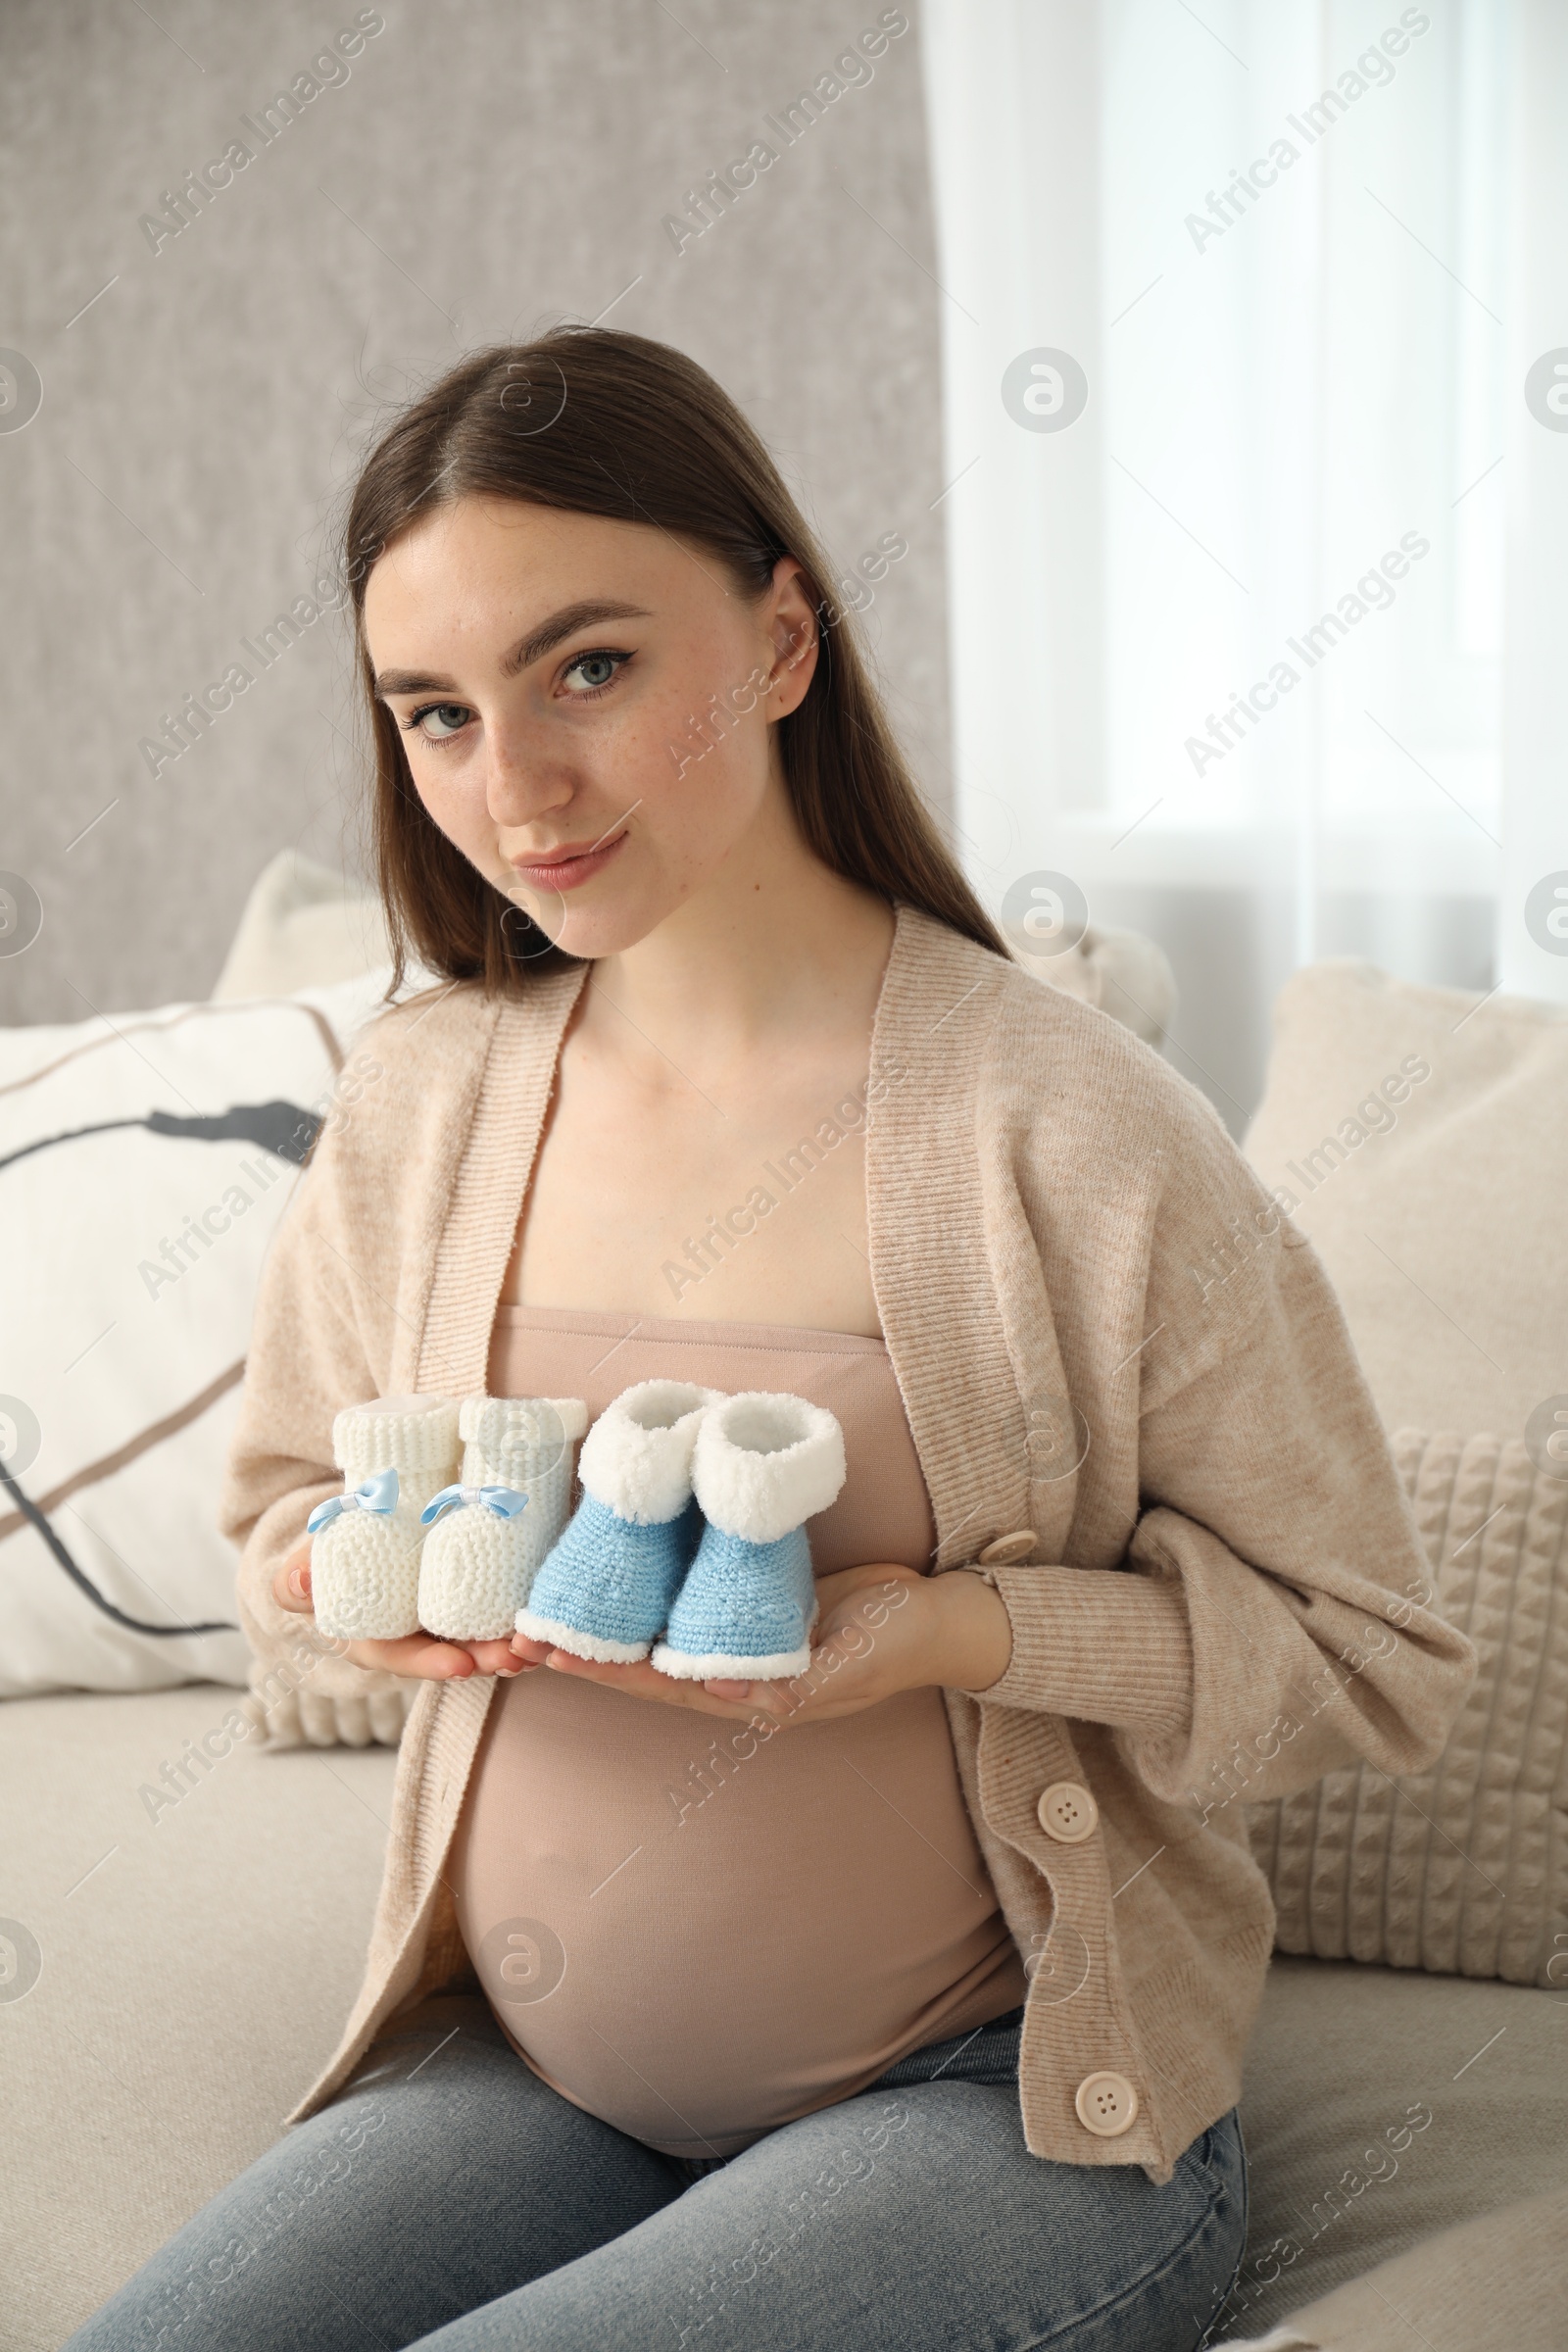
[420,1483,529,1526]
[306,1466,400,1533]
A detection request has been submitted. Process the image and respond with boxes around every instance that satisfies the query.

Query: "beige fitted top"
[449,1304,1027,2159]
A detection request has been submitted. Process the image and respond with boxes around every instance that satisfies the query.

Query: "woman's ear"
[763,558,820,718]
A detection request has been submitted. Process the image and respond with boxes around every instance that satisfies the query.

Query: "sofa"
[2,855,1563,2351]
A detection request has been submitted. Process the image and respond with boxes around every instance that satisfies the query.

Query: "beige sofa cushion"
[0,1684,396,2350]
[1247,1430,1568,1988]
[211,847,396,1000]
[1224,2184,1568,2350]
[1017,922,1178,1048]
[1243,959,1568,1437]
[1226,1958,1568,2341]
[7,1692,1560,2350]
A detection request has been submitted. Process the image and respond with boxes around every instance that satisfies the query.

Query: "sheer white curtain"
[921,0,1566,1129]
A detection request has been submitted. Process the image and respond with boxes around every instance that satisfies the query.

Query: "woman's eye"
[410,703,470,741]
[561,649,628,696]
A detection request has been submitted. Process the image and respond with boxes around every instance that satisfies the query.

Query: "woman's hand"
[271,1540,527,1681]
[510,1562,1014,1726]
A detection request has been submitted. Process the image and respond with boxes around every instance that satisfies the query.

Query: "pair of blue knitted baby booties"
[517,1380,846,1681]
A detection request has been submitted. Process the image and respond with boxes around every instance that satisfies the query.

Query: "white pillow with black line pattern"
[0,966,408,1696]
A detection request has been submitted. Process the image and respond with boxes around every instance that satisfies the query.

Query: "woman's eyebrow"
[373,600,652,699]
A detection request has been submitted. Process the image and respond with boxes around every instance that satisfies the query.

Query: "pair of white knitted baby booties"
[307,1393,588,1644]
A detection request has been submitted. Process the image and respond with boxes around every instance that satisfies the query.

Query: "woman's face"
[361,496,819,959]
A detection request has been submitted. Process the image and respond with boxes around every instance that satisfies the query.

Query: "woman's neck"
[586,779,896,1069]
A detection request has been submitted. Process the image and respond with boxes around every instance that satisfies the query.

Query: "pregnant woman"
[67,329,1472,2352]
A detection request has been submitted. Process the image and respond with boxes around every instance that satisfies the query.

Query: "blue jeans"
[65,1993,1248,2351]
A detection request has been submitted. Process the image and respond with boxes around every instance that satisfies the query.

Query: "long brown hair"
[338,327,1006,996]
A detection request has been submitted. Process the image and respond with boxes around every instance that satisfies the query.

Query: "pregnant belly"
[450,1665,1027,2157]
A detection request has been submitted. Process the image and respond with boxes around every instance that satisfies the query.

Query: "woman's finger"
[463,1637,533,1676]
[811,1562,921,1609]
[343,1633,480,1680]
[536,1635,895,1724]
[272,1547,316,1614]
[542,1648,752,1716]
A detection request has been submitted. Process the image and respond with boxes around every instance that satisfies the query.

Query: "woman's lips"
[508,828,628,894]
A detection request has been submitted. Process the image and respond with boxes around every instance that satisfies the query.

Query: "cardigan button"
[978,1531,1037,1566]
[1037,1781,1099,1842]
[1074,2072,1139,2136]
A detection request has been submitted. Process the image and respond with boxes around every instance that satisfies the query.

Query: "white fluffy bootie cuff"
[690,1392,847,1543]
[577,1380,726,1525]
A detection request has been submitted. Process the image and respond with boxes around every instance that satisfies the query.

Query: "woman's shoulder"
[351,962,582,1072]
[313,965,579,1173]
[897,915,1287,1374]
[895,906,1232,1163]
[352,972,492,1054]
[335,975,495,1112]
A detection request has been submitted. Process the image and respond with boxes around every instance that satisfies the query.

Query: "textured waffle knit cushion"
[1246,1430,1568,1986]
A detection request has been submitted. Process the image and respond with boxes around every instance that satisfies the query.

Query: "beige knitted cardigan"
[219,906,1475,2184]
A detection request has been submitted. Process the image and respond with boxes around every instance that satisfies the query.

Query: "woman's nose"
[483,718,573,829]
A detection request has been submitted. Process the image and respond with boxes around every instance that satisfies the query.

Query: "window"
[922,0,1561,1128]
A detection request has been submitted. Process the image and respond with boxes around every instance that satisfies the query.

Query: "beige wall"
[0,0,947,1021]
